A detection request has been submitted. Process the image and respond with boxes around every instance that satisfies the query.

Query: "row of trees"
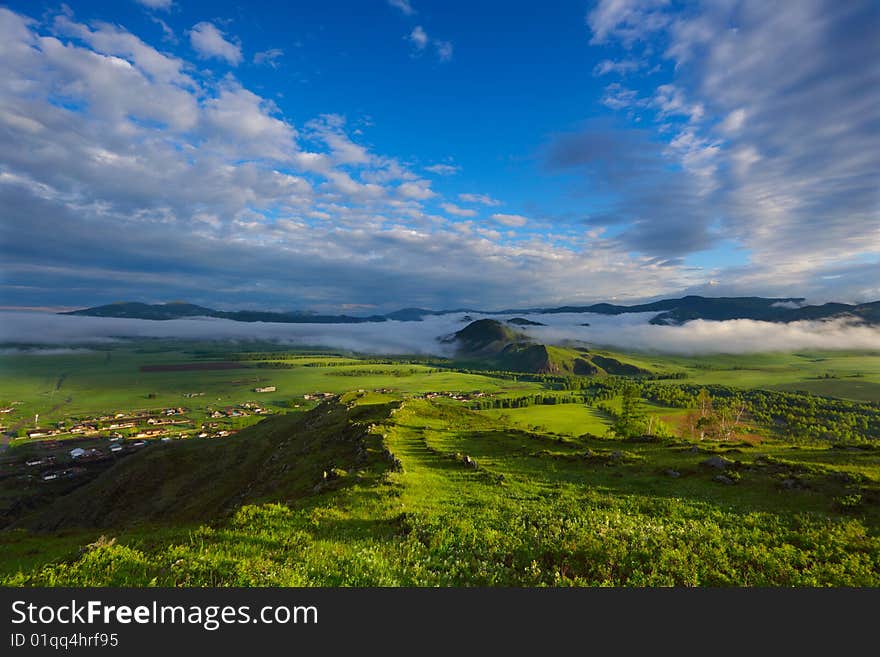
[587,378,879,444]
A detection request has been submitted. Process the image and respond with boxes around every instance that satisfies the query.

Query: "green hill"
[15,399,395,531]
[443,319,524,356]
[446,320,650,376]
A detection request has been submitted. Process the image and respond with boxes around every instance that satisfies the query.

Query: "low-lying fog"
[2,310,880,356]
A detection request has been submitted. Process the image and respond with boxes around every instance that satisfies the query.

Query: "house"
[254,386,276,393]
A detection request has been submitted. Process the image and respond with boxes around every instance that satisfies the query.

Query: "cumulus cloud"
[491,213,528,227]
[388,0,416,16]
[189,21,242,65]
[441,202,477,217]
[459,193,500,206]
[587,0,670,46]
[408,25,428,50]
[397,180,435,200]
[5,4,872,316]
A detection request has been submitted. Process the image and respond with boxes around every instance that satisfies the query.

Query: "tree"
[610,384,648,439]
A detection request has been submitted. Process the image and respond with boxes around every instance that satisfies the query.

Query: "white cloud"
[53,14,191,86]
[408,25,428,50]
[5,311,880,357]
[424,163,459,175]
[654,84,704,123]
[587,0,670,46]
[150,16,176,43]
[601,83,644,110]
[459,193,500,206]
[435,40,453,62]
[325,171,385,200]
[189,21,242,66]
[441,202,477,217]
[253,48,283,68]
[491,213,528,227]
[134,0,173,9]
[396,180,434,200]
[593,58,641,76]
[523,313,880,355]
[307,114,372,166]
[203,82,297,158]
[586,0,880,300]
[14,5,874,312]
[406,25,452,62]
[388,0,416,16]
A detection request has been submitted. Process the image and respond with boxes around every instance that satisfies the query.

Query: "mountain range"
[61,296,880,326]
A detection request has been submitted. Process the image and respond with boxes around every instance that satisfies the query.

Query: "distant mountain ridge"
[62,296,880,326]
[62,301,387,324]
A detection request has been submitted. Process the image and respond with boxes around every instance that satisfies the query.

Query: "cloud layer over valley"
[3,312,880,357]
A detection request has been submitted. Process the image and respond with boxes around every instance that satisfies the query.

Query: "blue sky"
[0,0,877,312]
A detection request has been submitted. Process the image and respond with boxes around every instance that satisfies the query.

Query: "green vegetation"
[447,319,650,376]
[1,340,879,586]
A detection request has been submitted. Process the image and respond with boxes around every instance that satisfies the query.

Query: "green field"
[1,340,879,586]
[640,350,880,401]
[480,403,612,436]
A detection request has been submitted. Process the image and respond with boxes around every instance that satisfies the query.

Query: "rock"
[701,455,733,470]
[713,474,735,485]
[664,469,681,478]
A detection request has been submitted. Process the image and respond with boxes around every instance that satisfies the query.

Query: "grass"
[1,341,879,586]
[479,403,611,436]
[642,350,880,401]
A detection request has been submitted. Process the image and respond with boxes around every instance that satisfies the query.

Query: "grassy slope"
[2,344,880,586]
[480,403,612,436]
[3,395,878,586]
[13,399,392,531]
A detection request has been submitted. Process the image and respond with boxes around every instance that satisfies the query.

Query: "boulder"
[701,455,733,470]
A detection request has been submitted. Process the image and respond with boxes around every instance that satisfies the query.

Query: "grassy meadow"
[1,340,879,586]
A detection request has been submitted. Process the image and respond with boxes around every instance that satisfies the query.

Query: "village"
[0,386,482,491]
[0,386,364,488]
[0,396,284,487]
[418,391,491,402]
